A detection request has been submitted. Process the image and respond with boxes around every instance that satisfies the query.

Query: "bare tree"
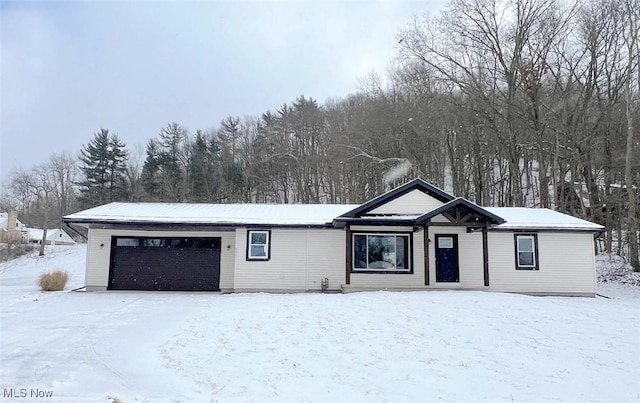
[622,0,640,270]
[49,152,78,221]
[8,165,57,256]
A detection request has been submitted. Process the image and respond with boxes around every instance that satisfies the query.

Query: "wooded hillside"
[2,0,638,269]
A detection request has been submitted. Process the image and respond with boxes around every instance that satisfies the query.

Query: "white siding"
[430,214,450,223]
[488,232,596,295]
[234,228,345,291]
[428,227,485,288]
[85,228,112,288]
[306,229,347,291]
[349,230,426,288]
[369,189,444,214]
[85,228,236,290]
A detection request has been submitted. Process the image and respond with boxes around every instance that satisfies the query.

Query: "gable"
[368,189,445,215]
[339,179,455,218]
[415,198,506,226]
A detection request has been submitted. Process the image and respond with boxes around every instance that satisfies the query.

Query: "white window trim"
[515,234,538,270]
[247,230,270,261]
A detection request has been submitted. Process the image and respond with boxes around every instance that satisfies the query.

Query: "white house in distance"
[27,228,75,246]
[1,211,75,245]
[0,211,29,243]
[63,179,605,296]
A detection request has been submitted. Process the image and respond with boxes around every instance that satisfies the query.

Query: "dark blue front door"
[435,235,459,282]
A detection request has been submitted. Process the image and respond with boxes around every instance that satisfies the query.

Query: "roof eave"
[62,217,336,229]
[332,217,419,227]
[490,226,606,233]
[415,198,506,226]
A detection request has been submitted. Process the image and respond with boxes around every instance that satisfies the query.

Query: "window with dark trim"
[246,230,271,261]
[514,234,538,270]
[352,233,411,273]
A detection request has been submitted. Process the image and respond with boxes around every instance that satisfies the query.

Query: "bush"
[38,270,69,291]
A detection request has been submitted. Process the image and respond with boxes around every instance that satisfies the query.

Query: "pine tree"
[187,130,223,202]
[159,122,187,201]
[78,129,129,208]
[217,117,245,201]
[140,140,163,201]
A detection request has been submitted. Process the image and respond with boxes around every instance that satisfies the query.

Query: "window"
[114,237,219,249]
[247,230,271,261]
[352,233,411,273]
[515,234,538,270]
[116,238,138,247]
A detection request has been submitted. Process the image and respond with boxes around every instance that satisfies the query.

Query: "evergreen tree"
[78,129,129,208]
[187,130,223,202]
[218,116,241,162]
[159,122,187,201]
[217,117,245,201]
[140,140,163,201]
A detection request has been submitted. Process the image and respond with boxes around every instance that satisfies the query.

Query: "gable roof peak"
[338,177,455,218]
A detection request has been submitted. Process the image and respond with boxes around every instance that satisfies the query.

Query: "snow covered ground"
[1,245,638,403]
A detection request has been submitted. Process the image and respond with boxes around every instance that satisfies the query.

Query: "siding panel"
[306,230,346,291]
[369,189,444,214]
[488,232,596,295]
[234,228,345,291]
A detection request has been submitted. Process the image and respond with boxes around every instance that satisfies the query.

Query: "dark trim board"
[349,230,414,275]
[490,228,605,234]
[333,218,421,227]
[345,226,352,285]
[424,226,430,285]
[482,228,489,286]
[63,220,334,230]
[416,198,506,226]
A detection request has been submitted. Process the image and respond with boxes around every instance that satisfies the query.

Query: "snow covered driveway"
[1,245,639,402]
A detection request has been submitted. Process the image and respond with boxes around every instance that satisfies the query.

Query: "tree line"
[1,0,638,269]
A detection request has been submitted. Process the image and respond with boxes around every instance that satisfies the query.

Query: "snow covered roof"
[64,202,360,226]
[486,207,605,232]
[27,228,75,242]
[64,203,604,232]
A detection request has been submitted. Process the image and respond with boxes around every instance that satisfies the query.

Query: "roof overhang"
[416,198,506,226]
[332,216,421,228]
[488,226,606,233]
[63,218,335,230]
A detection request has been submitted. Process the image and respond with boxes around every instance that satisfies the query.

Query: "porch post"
[424,226,430,285]
[345,225,351,285]
[482,227,489,286]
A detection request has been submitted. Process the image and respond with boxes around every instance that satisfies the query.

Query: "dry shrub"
[38,270,69,291]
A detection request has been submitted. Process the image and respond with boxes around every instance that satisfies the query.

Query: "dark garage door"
[109,236,221,291]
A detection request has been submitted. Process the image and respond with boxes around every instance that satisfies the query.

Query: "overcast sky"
[1,0,447,183]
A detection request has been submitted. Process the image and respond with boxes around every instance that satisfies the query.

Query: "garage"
[109,236,221,291]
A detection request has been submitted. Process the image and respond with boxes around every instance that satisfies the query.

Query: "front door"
[435,234,459,282]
